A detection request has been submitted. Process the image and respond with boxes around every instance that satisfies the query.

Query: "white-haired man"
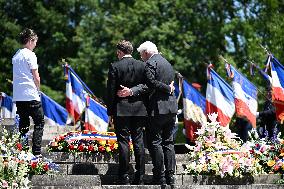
[137,41,177,186]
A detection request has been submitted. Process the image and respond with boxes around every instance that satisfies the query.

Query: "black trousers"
[16,100,45,154]
[149,114,176,181]
[113,116,146,179]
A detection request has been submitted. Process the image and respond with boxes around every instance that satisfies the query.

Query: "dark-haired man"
[107,40,148,185]
[12,28,45,157]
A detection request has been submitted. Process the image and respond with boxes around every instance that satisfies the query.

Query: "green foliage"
[1,0,284,116]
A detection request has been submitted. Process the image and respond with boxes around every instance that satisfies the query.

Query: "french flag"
[206,67,235,126]
[0,92,16,118]
[226,64,258,128]
[65,65,88,122]
[85,96,108,132]
[41,92,68,127]
[183,80,207,142]
[270,55,284,123]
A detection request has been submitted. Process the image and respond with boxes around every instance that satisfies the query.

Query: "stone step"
[30,175,101,187]
[30,174,282,187]
[30,185,284,189]
[41,151,189,164]
[53,163,186,175]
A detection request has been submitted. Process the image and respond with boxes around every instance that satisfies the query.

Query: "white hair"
[137,41,158,54]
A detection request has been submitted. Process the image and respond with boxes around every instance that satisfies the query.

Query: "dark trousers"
[16,100,45,155]
[113,116,146,179]
[149,114,176,181]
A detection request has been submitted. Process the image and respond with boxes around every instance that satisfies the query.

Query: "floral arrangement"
[47,130,132,155]
[185,113,264,177]
[0,117,59,189]
[247,129,284,174]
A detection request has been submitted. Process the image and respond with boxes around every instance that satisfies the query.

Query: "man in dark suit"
[137,41,178,186]
[106,40,148,185]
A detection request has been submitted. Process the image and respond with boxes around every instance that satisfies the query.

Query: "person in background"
[12,28,45,157]
[137,41,177,187]
[235,117,252,142]
[256,85,278,139]
[106,40,147,185]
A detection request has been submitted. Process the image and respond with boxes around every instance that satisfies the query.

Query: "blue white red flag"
[0,92,16,118]
[183,80,207,142]
[41,92,68,127]
[206,66,235,126]
[225,64,258,127]
[85,96,108,132]
[269,55,284,123]
[183,80,206,125]
[65,65,89,122]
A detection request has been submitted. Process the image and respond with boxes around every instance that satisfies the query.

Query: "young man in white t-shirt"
[12,28,44,156]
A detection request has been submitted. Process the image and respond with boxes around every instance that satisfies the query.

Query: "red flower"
[110,145,114,151]
[69,145,75,150]
[59,135,65,141]
[78,145,85,152]
[88,145,94,152]
[43,164,49,171]
[98,146,105,152]
[16,143,22,151]
[31,162,38,169]
[274,165,280,171]
[255,143,260,148]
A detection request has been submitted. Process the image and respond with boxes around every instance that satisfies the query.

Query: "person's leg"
[16,101,31,147]
[161,114,176,185]
[29,100,45,155]
[150,116,165,185]
[113,116,131,184]
[129,116,145,184]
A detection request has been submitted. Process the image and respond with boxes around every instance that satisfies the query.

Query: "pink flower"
[195,143,201,152]
[260,145,268,153]
[2,180,8,188]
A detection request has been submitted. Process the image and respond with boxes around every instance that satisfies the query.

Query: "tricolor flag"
[41,92,68,127]
[225,64,258,127]
[269,55,284,123]
[0,92,16,118]
[183,80,207,142]
[85,96,108,132]
[206,67,235,126]
[65,65,89,122]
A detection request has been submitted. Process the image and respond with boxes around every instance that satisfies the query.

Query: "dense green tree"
[0,0,284,110]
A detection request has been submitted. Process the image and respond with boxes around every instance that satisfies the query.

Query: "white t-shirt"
[12,48,40,102]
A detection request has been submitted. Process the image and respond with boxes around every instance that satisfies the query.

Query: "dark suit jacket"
[144,54,178,116]
[107,56,148,117]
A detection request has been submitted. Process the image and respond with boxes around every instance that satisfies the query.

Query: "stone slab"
[181,175,282,185]
[30,175,101,186]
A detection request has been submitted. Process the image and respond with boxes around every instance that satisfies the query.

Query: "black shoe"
[119,175,130,185]
[166,175,175,185]
[132,173,144,185]
[132,178,144,185]
[150,177,166,186]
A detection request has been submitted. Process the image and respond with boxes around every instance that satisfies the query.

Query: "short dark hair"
[116,40,133,54]
[19,28,38,45]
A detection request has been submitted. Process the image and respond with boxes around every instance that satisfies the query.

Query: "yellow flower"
[267,160,276,167]
[281,164,284,170]
[113,143,118,149]
[280,153,284,157]
[99,140,106,146]
[106,146,111,152]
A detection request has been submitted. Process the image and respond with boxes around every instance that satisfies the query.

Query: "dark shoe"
[132,173,144,185]
[150,177,166,186]
[132,178,144,185]
[119,175,130,185]
[166,175,175,185]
